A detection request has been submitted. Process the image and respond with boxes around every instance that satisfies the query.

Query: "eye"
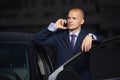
[67,17,70,19]
[73,17,76,20]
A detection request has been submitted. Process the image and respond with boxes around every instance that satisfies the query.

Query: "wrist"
[88,33,94,40]
[48,23,58,32]
[88,33,97,41]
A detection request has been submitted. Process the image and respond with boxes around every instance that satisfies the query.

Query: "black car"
[0,32,120,80]
[0,32,52,80]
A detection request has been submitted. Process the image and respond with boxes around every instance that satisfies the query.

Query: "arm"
[33,19,68,46]
[33,23,57,46]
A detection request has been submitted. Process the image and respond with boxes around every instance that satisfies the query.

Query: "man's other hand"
[81,35,93,52]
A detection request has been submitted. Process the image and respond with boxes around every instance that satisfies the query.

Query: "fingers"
[81,35,92,52]
[60,19,67,26]
[81,41,91,52]
[55,19,68,29]
[81,42,91,52]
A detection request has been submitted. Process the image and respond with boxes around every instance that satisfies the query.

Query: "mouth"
[68,24,74,27]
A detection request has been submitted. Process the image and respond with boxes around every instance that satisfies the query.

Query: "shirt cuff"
[88,33,98,41]
[47,23,58,32]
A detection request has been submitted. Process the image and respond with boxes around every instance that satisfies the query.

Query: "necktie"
[70,34,76,48]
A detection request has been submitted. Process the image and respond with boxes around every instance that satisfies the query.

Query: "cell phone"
[64,23,68,27]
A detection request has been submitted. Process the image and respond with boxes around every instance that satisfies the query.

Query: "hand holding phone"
[64,23,68,27]
[55,19,68,30]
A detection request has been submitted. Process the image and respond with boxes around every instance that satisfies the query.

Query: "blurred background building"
[0,0,120,37]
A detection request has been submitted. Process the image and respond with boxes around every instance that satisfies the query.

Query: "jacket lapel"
[73,30,87,53]
[63,30,72,49]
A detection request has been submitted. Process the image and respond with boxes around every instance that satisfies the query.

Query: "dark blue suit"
[34,28,102,80]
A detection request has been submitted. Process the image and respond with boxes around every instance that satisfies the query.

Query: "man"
[34,8,101,80]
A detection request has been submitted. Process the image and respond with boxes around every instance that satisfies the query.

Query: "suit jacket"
[33,28,101,80]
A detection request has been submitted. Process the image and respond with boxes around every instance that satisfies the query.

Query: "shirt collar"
[69,30,81,37]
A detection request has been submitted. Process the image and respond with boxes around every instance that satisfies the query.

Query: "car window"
[0,43,30,80]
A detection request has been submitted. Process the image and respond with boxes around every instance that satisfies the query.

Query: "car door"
[89,35,120,80]
[0,42,31,80]
[47,35,120,80]
[0,32,54,80]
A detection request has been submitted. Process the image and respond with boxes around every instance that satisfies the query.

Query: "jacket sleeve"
[33,28,57,47]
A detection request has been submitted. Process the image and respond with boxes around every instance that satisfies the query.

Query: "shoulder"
[55,29,69,35]
[80,29,92,34]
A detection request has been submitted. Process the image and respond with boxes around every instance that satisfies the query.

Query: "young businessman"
[34,8,102,80]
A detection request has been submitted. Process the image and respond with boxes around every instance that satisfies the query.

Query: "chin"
[68,28,74,31]
[68,26,74,29]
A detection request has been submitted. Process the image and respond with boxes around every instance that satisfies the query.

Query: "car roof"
[0,32,34,42]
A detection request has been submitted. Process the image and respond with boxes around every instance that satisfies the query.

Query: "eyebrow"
[67,16,77,19]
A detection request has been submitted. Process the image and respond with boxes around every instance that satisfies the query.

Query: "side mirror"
[56,70,80,80]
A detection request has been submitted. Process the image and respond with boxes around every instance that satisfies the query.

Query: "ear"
[81,19,84,24]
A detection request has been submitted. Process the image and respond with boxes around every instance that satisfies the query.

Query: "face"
[67,9,84,32]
